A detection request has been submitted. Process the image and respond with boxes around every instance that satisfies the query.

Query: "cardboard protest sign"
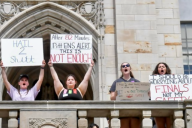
[149,74,192,101]
[116,82,150,100]
[50,34,92,64]
[1,38,43,67]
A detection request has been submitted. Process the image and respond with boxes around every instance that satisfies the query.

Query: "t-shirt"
[7,84,40,101]
[109,77,140,92]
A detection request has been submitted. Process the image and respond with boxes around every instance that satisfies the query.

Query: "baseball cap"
[18,74,29,81]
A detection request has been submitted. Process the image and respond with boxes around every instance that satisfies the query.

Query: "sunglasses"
[121,64,130,68]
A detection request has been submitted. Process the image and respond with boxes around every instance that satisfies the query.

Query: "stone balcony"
[0,100,191,128]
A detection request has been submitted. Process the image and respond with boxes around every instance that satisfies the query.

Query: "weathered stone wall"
[100,0,183,101]
[100,0,116,102]
[113,0,183,82]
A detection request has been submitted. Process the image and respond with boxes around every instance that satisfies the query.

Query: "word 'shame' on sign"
[1,38,44,67]
[50,34,92,64]
[149,74,192,101]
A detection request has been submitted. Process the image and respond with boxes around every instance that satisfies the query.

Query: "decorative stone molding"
[0,1,104,29]
[0,2,28,25]
[29,118,68,128]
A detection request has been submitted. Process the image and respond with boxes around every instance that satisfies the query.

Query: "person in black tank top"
[48,59,94,100]
[58,88,83,100]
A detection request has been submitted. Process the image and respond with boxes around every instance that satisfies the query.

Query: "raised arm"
[0,61,11,92]
[35,60,46,91]
[78,60,94,97]
[48,59,64,96]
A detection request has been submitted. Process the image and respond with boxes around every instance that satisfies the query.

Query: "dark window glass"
[181,23,192,74]
[184,71,189,74]
[184,65,189,70]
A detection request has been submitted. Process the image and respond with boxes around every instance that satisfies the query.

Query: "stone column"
[142,110,152,128]
[78,110,88,128]
[174,110,184,128]
[8,111,18,128]
[111,110,120,128]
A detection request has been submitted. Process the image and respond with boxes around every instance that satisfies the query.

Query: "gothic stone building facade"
[0,0,188,127]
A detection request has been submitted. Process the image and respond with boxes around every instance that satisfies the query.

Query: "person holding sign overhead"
[0,60,46,101]
[152,62,172,128]
[48,59,94,100]
[110,62,140,128]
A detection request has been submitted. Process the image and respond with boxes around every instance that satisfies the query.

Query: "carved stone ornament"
[0,1,104,29]
[0,2,28,24]
[29,118,68,128]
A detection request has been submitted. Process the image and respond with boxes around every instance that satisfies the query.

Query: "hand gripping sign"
[1,38,44,67]
[50,34,92,64]
[149,74,192,101]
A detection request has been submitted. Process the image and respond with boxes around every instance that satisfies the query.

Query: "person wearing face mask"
[152,62,172,128]
[48,59,94,100]
[0,60,46,101]
[110,62,140,128]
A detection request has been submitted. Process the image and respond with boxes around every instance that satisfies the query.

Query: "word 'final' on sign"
[50,34,92,64]
[149,74,192,101]
[1,38,44,67]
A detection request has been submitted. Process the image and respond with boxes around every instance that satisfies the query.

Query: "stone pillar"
[111,110,120,128]
[142,110,152,128]
[8,111,18,128]
[78,110,88,128]
[174,110,184,128]
[185,109,192,128]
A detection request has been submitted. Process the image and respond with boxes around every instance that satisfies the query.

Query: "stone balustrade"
[0,100,191,128]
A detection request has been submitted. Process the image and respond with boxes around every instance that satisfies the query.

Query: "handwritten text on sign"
[116,82,150,100]
[1,38,43,67]
[50,34,92,63]
[149,74,192,101]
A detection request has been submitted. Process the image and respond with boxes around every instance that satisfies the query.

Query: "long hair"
[152,62,171,75]
[66,74,78,88]
[120,62,135,78]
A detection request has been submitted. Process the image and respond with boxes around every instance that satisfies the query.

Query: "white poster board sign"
[116,82,150,100]
[1,38,44,67]
[149,74,192,101]
[50,34,92,64]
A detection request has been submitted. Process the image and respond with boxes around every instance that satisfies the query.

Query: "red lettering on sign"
[183,84,189,92]
[50,54,65,62]
[154,84,190,93]
[156,97,162,100]
[155,85,161,93]
[127,94,133,98]
[65,35,73,40]
[67,54,92,63]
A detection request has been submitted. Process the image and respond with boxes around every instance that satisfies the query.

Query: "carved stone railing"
[0,100,191,128]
